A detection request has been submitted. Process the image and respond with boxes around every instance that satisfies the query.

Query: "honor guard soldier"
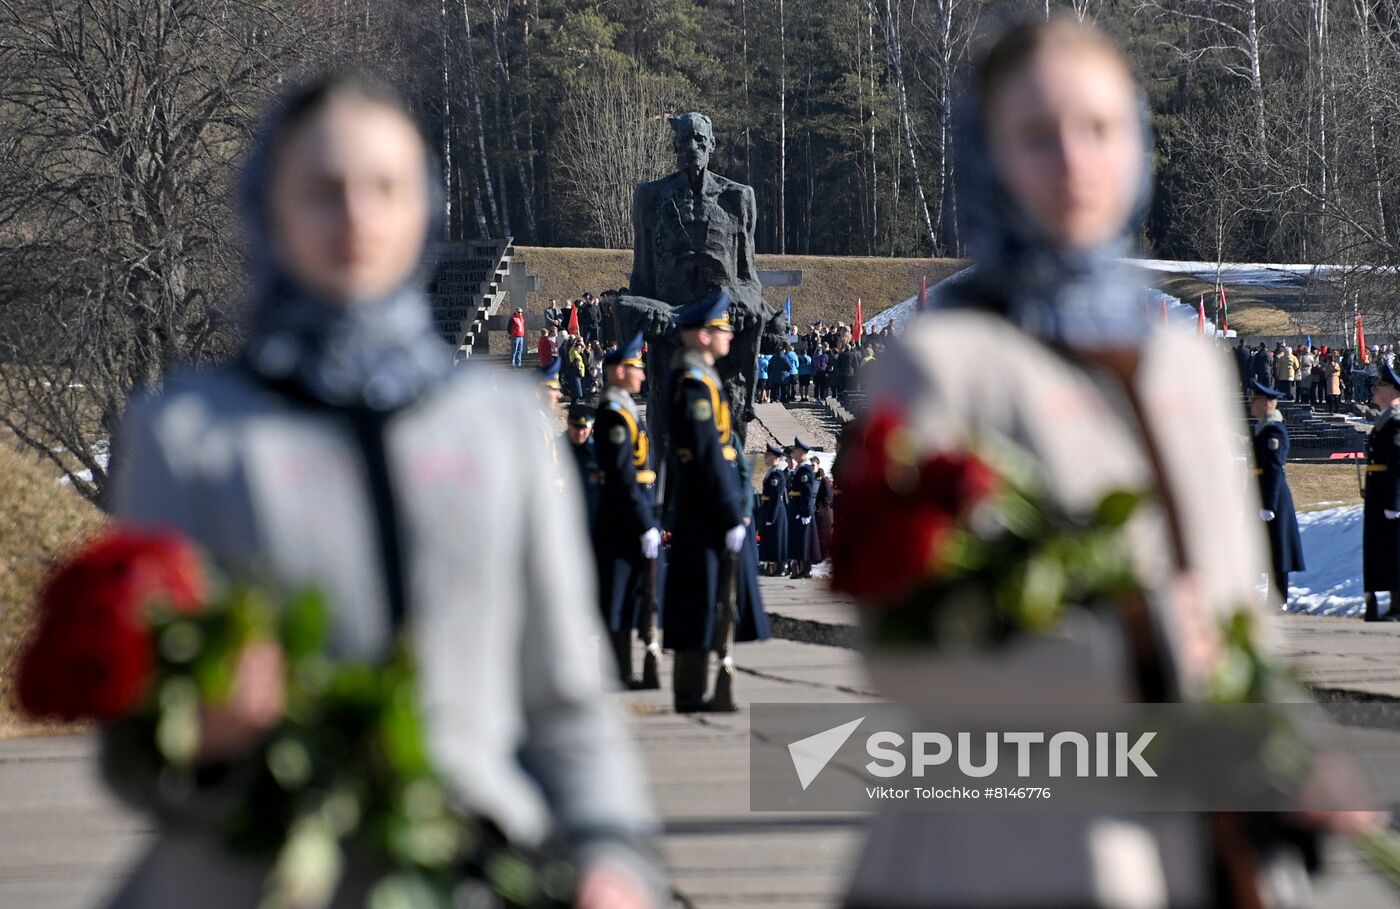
[1364,361,1400,621]
[593,333,665,688]
[1248,379,1304,601]
[564,404,602,530]
[757,442,789,576]
[786,437,819,579]
[665,290,769,712]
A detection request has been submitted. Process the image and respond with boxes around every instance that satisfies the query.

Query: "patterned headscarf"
[937,60,1156,349]
[238,77,450,411]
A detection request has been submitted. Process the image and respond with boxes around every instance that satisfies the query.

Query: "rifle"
[709,550,740,712]
[639,557,662,690]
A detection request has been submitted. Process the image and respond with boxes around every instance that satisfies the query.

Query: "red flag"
[1197,295,1207,337]
[1217,286,1229,333]
[917,276,928,312]
[567,302,579,335]
[1358,313,1369,362]
[853,299,864,343]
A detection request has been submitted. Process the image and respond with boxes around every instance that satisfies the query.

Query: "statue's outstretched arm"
[613,295,678,344]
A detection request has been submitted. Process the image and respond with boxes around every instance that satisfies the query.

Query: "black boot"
[609,630,636,687]
[673,649,709,712]
[1365,593,1382,622]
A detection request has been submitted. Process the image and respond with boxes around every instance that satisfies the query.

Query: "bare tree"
[553,58,676,250]
[0,0,315,502]
[1141,0,1270,150]
[866,0,938,256]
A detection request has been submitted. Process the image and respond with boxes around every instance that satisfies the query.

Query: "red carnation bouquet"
[18,530,572,909]
[831,404,1400,888]
[831,404,1145,648]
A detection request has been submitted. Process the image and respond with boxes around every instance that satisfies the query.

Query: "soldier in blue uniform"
[564,404,602,531]
[664,290,769,712]
[593,333,665,685]
[1248,379,1304,602]
[1363,362,1400,622]
[757,442,789,575]
[785,437,819,579]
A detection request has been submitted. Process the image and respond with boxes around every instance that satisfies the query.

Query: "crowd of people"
[758,323,892,403]
[1234,338,1400,412]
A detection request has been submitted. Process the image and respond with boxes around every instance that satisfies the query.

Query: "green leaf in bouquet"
[935,529,987,574]
[158,620,205,665]
[536,859,578,904]
[1009,551,1067,633]
[380,681,432,778]
[289,654,336,705]
[484,852,540,906]
[1094,489,1147,529]
[327,663,386,706]
[260,811,345,909]
[267,736,315,792]
[282,590,332,663]
[319,787,365,839]
[989,490,1044,540]
[155,677,201,766]
[385,812,463,869]
[367,871,451,909]
[1357,828,1400,897]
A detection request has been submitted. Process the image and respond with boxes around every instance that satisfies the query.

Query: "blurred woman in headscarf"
[839,17,1377,908]
[104,72,661,909]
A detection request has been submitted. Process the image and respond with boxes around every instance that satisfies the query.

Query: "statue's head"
[669,112,714,176]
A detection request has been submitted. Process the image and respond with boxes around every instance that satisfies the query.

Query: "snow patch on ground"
[56,439,110,487]
[1286,506,1381,617]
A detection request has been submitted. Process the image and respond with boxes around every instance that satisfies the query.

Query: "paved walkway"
[753,402,816,450]
[4,582,1400,908]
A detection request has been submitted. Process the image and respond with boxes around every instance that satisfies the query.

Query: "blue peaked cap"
[602,331,645,366]
[1249,379,1285,400]
[674,288,732,330]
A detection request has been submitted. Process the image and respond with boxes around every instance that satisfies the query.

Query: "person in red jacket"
[537,328,556,367]
[508,307,526,367]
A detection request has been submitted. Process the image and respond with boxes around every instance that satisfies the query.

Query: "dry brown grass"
[1288,462,1366,513]
[513,248,1308,339]
[1146,271,1318,337]
[512,246,966,328]
[0,443,105,738]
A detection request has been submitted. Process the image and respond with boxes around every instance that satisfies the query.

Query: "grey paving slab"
[752,403,814,452]
[4,587,1400,908]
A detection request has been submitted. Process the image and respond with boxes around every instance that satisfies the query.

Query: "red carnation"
[18,530,208,722]
[831,404,1002,603]
[18,604,154,721]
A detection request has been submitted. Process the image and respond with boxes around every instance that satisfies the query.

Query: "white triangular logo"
[788,717,864,790]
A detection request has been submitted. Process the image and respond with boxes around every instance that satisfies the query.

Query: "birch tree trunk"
[869,0,937,255]
[460,0,498,237]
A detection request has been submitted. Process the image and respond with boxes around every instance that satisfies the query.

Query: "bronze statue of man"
[614,112,783,459]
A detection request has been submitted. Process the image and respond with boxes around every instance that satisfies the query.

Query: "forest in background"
[5,0,1400,499]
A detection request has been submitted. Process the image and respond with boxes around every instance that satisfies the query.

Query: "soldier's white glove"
[798,515,813,525]
[1386,510,1400,521]
[1259,509,1276,522]
[641,527,661,560]
[724,524,746,554]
